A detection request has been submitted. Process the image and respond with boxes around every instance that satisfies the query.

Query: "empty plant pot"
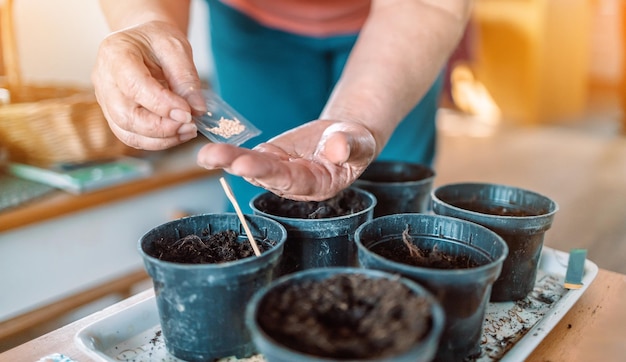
[250,187,376,275]
[139,213,287,362]
[355,214,508,362]
[353,161,436,217]
[431,182,558,301]
[246,267,445,362]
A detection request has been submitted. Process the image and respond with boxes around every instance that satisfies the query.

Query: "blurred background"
[0,0,213,86]
[3,0,623,126]
[0,0,625,354]
[2,0,623,130]
[435,0,626,278]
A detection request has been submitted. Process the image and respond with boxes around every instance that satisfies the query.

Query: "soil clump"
[257,273,433,359]
[149,230,273,264]
[254,188,367,219]
[371,226,484,269]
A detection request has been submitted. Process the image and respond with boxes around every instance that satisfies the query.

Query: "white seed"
[206,117,246,138]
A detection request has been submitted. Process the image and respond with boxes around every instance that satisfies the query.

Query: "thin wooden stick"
[219,176,261,257]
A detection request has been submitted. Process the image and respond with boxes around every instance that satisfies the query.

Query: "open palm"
[197,120,377,201]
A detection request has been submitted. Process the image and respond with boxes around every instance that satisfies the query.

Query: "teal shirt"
[207,0,443,212]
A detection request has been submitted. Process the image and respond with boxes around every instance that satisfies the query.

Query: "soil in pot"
[251,188,376,276]
[355,214,509,361]
[369,226,485,269]
[256,273,434,360]
[253,188,368,219]
[140,213,288,362]
[149,230,275,264]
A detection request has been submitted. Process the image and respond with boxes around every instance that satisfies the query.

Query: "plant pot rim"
[431,182,559,220]
[246,267,445,362]
[249,187,377,223]
[355,213,509,276]
[354,161,436,186]
[138,212,287,270]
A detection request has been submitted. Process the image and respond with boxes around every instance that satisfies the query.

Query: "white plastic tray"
[479,247,597,361]
[74,247,597,362]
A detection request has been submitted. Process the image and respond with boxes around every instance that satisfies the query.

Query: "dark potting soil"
[150,230,273,264]
[255,188,367,219]
[370,227,484,270]
[257,273,433,360]
[450,201,542,217]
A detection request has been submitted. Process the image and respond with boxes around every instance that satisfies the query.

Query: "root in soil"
[372,225,482,270]
[150,230,274,264]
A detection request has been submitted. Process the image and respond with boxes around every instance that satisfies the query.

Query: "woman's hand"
[197,120,377,201]
[92,21,204,151]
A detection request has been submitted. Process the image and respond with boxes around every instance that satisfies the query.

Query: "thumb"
[315,123,377,166]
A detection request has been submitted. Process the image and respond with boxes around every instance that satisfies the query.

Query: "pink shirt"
[221,0,371,37]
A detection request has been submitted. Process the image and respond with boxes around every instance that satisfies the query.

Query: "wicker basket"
[0,0,133,167]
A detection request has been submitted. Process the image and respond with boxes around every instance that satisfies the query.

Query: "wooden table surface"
[528,268,626,361]
[2,268,625,362]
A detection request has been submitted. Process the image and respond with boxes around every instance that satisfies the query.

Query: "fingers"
[197,143,325,199]
[95,77,198,150]
[316,131,351,164]
[195,121,377,201]
[197,143,290,179]
[104,108,196,151]
[197,143,249,169]
[117,29,203,118]
[237,157,324,199]
[314,122,377,167]
[92,22,202,150]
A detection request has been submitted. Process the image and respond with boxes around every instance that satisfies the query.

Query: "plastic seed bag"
[192,89,261,146]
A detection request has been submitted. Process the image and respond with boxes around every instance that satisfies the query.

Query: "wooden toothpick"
[219,177,261,257]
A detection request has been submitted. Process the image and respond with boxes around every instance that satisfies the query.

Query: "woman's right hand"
[92,20,204,151]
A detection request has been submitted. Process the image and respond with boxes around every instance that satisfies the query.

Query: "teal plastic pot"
[246,267,445,362]
[355,214,508,362]
[139,213,287,362]
[431,182,558,301]
[353,161,435,217]
[250,187,376,275]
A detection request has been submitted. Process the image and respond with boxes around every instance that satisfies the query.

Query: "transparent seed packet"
[192,89,261,146]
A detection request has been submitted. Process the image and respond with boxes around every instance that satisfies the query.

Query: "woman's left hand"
[196,120,377,201]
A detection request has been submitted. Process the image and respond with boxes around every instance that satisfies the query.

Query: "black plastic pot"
[355,214,508,362]
[139,213,287,362]
[250,187,376,275]
[245,267,445,362]
[431,182,558,301]
[353,161,435,217]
